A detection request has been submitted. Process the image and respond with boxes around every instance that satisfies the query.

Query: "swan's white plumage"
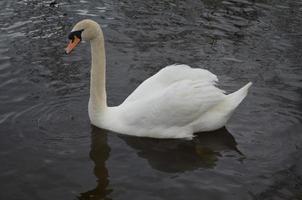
[123,64,220,103]
[94,64,252,139]
[67,19,252,139]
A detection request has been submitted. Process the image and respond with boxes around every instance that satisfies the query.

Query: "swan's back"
[123,64,219,104]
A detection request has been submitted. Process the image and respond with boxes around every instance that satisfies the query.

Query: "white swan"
[65,19,252,139]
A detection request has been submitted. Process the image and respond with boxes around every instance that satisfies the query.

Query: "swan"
[65,19,252,139]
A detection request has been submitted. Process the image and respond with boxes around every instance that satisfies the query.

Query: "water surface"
[0,0,302,199]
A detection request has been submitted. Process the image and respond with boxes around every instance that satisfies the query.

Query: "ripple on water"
[7,95,90,149]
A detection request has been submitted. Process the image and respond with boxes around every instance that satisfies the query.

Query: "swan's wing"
[121,80,225,128]
[123,64,219,103]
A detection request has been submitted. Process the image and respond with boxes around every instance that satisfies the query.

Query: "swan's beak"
[65,36,81,54]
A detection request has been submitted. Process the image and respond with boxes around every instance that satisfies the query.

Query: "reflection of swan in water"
[120,127,243,173]
[78,126,112,200]
[78,126,242,199]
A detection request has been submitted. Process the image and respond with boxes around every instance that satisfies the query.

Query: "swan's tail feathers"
[226,82,252,109]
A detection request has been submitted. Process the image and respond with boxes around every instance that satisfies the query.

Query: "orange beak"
[65,36,81,54]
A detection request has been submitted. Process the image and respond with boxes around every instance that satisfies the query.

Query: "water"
[0,0,301,199]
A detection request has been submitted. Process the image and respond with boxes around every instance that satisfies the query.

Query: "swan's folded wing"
[123,64,219,104]
[121,80,225,128]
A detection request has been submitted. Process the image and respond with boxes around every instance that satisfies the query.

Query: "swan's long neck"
[89,32,107,112]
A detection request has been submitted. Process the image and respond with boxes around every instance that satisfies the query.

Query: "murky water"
[0,0,302,199]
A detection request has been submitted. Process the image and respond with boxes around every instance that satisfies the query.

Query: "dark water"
[0,0,302,199]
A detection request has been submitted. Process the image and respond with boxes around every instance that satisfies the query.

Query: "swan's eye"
[68,29,84,41]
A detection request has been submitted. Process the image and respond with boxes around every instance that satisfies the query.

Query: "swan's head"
[65,19,102,54]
